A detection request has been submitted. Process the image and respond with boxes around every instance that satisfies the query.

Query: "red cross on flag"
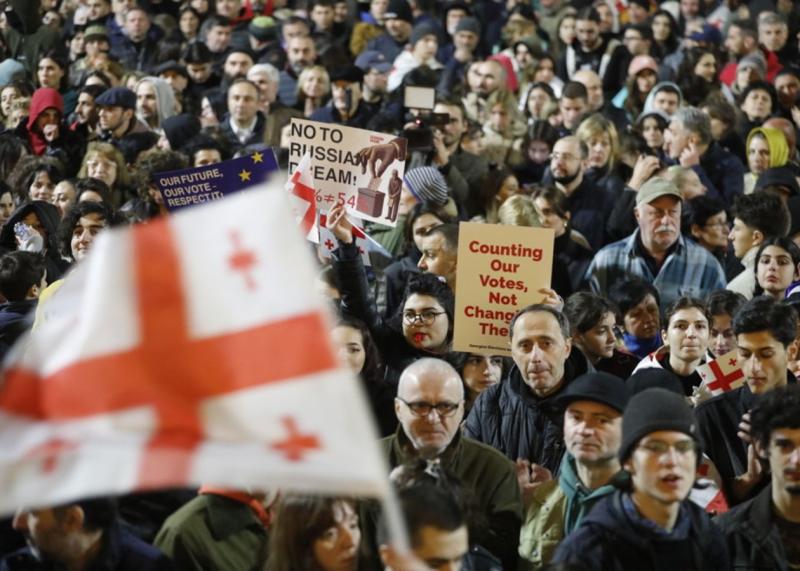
[0,183,390,514]
[696,349,746,397]
[318,212,374,266]
[286,152,319,243]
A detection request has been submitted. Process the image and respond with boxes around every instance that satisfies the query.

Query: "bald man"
[381,358,522,568]
[572,69,629,131]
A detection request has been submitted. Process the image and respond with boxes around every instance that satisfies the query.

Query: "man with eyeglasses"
[379,357,522,568]
[553,388,729,570]
[544,135,613,250]
[696,296,798,506]
[586,177,726,310]
[716,384,800,569]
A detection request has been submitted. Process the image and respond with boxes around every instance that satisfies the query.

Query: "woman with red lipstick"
[327,203,454,385]
[266,495,369,571]
[754,237,800,301]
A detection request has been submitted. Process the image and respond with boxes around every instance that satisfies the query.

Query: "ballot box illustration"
[356,178,386,218]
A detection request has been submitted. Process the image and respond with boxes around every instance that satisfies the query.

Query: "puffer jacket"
[463,352,587,472]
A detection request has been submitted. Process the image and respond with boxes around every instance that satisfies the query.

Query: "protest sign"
[155,149,278,212]
[453,222,554,355]
[287,119,406,227]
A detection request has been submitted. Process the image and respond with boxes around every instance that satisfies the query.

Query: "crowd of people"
[0,0,800,568]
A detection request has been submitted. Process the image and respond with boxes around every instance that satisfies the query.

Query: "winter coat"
[464,353,587,472]
[715,484,792,571]
[518,454,617,570]
[0,299,36,361]
[381,428,522,569]
[1,522,173,571]
[552,491,730,570]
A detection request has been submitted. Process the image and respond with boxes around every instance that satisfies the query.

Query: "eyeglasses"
[550,152,580,163]
[638,440,696,456]
[396,397,463,417]
[403,310,446,326]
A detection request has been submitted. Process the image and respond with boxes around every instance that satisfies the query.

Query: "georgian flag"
[0,182,390,514]
[696,349,746,397]
[285,152,319,243]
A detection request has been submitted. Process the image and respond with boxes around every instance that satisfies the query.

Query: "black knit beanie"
[618,388,699,463]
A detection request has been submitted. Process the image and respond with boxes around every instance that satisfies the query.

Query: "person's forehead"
[406,370,461,400]
[770,428,800,444]
[405,293,444,311]
[415,525,468,559]
[645,195,680,210]
[639,429,692,443]
[736,329,782,348]
[229,83,256,95]
[513,310,563,338]
[553,138,579,153]
[669,306,706,324]
[420,232,445,249]
[76,213,107,229]
[760,245,792,257]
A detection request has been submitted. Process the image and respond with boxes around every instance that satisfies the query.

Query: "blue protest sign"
[155,149,279,212]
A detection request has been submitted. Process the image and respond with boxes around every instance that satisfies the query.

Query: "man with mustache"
[716,384,800,568]
[552,388,729,570]
[586,177,726,310]
[519,372,628,569]
[696,296,798,504]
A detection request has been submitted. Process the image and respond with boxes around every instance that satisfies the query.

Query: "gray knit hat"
[410,22,438,47]
[403,167,449,205]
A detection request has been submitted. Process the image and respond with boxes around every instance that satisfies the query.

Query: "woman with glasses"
[327,203,454,385]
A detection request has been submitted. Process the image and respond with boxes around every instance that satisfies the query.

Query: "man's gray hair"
[673,106,711,146]
[247,63,280,86]
[758,11,788,28]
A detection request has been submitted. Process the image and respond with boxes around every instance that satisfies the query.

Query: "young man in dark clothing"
[553,388,730,570]
[716,384,800,569]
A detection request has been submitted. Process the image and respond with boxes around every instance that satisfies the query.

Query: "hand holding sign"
[326,203,354,245]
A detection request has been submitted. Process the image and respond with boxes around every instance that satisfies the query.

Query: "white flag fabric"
[696,349,746,397]
[0,182,390,515]
[285,152,319,243]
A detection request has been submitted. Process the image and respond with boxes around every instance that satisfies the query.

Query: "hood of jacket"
[559,453,617,534]
[0,201,62,253]
[26,88,63,132]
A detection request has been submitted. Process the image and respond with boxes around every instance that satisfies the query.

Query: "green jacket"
[380,427,522,569]
[154,493,268,571]
[518,454,616,570]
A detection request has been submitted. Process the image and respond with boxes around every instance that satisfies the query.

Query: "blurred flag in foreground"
[0,180,388,514]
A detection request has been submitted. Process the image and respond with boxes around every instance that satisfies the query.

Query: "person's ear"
[751,229,764,247]
[690,223,703,240]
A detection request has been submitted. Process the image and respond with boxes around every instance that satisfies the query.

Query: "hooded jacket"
[744,126,790,194]
[18,88,86,176]
[552,490,730,570]
[643,82,683,116]
[463,352,588,472]
[0,202,69,283]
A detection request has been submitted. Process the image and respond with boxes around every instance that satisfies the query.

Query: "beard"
[553,169,580,187]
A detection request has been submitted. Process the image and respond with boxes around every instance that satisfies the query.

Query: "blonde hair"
[575,113,619,171]
[296,65,330,98]
[78,142,131,192]
[498,195,540,227]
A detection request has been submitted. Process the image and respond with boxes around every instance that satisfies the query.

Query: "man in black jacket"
[716,384,800,569]
[696,296,797,505]
[465,304,586,478]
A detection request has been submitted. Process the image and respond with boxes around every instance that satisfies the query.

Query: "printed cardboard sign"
[453,222,554,355]
[287,119,407,227]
